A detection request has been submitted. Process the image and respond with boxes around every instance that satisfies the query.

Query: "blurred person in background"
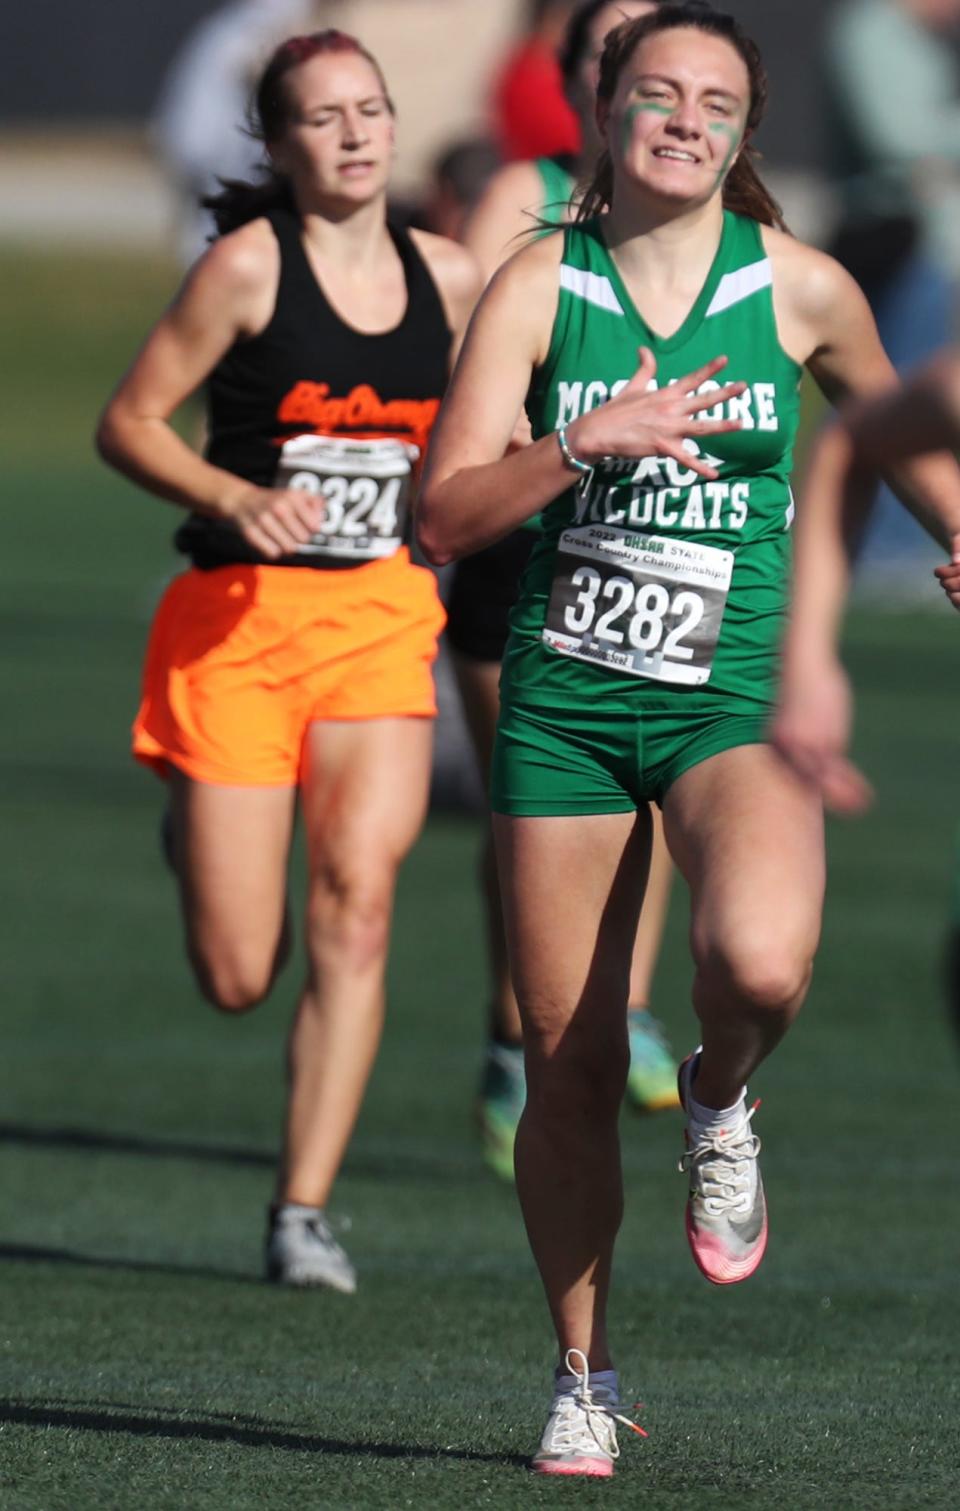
[96,30,478,1292]
[467,0,665,273]
[409,137,504,243]
[453,0,679,1184]
[824,0,960,571]
[770,358,960,1033]
[490,0,581,161]
[153,0,346,265]
[419,3,960,1471]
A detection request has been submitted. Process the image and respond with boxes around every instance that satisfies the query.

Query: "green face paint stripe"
[621,100,671,153]
[620,101,744,185]
[708,121,742,185]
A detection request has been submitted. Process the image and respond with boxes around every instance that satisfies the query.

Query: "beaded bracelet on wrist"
[556,424,593,475]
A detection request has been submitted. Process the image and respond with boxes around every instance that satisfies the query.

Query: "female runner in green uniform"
[452,4,678,1175]
[420,3,960,1475]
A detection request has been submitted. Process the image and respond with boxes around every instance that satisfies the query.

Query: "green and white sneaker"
[477,1042,526,1182]
[532,1349,646,1478]
[626,1009,681,1113]
[265,1204,356,1293]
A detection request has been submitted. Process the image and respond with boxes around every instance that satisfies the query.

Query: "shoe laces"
[547,1350,648,1458]
[680,1100,762,1216]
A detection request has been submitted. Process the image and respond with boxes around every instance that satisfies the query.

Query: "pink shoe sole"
[534,1458,614,1477]
[685,1208,768,1285]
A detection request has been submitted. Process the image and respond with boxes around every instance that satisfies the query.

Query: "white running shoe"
[678,1050,768,1285]
[265,1205,357,1293]
[532,1349,646,1478]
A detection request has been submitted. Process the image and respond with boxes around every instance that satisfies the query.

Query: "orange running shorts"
[132,550,445,786]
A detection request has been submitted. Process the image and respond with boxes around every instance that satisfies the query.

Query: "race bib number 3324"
[275,434,419,561]
[543,526,734,686]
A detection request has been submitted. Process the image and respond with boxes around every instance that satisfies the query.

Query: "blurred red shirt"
[492,37,581,161]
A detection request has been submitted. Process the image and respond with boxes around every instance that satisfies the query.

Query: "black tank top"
[176,207,452,569]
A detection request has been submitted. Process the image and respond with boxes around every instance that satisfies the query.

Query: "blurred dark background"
[2,0,834,166]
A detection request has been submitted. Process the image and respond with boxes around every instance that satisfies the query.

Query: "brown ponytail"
[575,3,787,231]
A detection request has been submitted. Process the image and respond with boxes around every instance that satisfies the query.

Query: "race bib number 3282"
[543,526,734,686]
[274,434,419,561]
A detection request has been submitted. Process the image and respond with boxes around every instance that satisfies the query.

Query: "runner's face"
[604,28,749,209]
[270,52,395,207]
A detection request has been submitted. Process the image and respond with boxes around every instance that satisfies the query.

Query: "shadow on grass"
[0,1123,483,1185]
[0,1242,259,1286]
[0,1398,527,1468]
[0,1122,275,1169]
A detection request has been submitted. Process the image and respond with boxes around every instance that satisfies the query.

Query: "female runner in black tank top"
[96,31,479,1292]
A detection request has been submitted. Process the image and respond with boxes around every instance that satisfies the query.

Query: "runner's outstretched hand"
[566,348,746,479]
[770,655,874,815]
[933,532,960,608]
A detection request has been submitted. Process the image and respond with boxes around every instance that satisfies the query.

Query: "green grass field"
[1,250,959,1510]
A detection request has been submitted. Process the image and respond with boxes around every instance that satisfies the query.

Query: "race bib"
[543,526,733,686]
[274,434,419,561]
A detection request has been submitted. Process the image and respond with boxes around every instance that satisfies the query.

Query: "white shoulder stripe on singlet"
[559,264,625,316]
[705,258,773,319]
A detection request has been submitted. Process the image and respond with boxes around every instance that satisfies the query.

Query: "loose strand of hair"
[722,152,787,232]
[202,172,296,238]
[575,149,613,223]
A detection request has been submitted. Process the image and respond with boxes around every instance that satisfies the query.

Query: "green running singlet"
[536,156,576,226]
[492,211,803,814]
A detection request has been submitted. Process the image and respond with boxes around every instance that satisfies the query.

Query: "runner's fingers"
[257,512,299,556]
[280,488,325,533]
[244,522,283,560]
[683,380,746,414]
[770,725,827,781]
[271,495,315,544]
[657,440,719,478]
[820,756,874,815]
[686,416,744,437]
[674,354,730,393]
[772,731,870,814]
[622,345,658,393]
[933,564,960,609]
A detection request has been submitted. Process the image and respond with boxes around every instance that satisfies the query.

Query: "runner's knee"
[524,1010,629,1127]
[696,935,813,1018]
[189,941,280,1014]
[306,866,395,973]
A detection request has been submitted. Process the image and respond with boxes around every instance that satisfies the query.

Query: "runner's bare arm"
[845,351,960,464]
[770,244,960,808]
[772,235,960,551]
[418,238,748,565]
[95,223,323,557]
[842,355,960,607]
[410,229,483,365]
[771,421,875,815]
